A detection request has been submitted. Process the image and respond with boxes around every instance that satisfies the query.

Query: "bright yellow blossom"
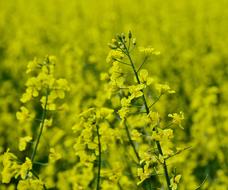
[19,136,32,151]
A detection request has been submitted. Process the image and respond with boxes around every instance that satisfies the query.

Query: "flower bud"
[128,31,132,39]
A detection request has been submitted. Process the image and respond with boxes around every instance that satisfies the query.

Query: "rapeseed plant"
[78,31,186,190]
[1,56,69,189]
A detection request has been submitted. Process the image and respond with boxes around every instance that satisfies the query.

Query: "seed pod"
[108,43,117,49]
[121,33,126,40]
[128,31,132,39]
[133,38,136,45]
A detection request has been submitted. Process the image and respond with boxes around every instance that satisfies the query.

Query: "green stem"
[124,121,140,162]
[149,94,162,109]
[137,56,149,73]
[96,125,101,190]
[31,88,49,163]
[156,141,171,189]
[124,47,150,114]
[122,43,171,190]
[31,170,47,190]
[118,182,124,190]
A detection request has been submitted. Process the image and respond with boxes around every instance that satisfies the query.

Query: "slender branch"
[124,121,140,162]
[31,88,49,163]
[121,40,171,190]
[31,170,47,190]
[96,125,101,190]
[113,58,131,66]
[165,146,192,160]
[137,56,149,73]
[155,141,171,189]
[118,46,128,55]
[149,94,162,109]
[25,88,49,188]
[194,174,208,190]
[118,182,124,190]
[123,119,151,190]
[33,161,49,166]
[30,169,40,179]
[125,49,150,114]
[128,36,131,51]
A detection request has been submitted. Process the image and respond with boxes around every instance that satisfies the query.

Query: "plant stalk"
[124,121,140,162]
[96,125,101,190]
[31,88,49,163]
[122,43,171,190]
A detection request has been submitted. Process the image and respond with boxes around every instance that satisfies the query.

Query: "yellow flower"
[49,148,62,163]
[80,108,96,120]
[19,136,32,151]
[17,179,44,190]
[139,69,154,86]
[25,77,41,97]
[139,47,160,56]
[170,174,182,190]
[19,157,32,179]
[26,58,38,74]
[1,150,20,183]
[96,107,114,120]
[137,162,152,185]
[44,118,53,128]
[129,84,145,99]
[168,111,184,129]
[106,50,124,63]
[100,72,109,81]
[118,106,130,120]
[155,84,175,95]
[101,164,122,183]
[16,107,30,123]
[131,129,142,142]
[151,131,162,141]
[53,78,70,99]
[121,97,131,107]
[87,142,97,150]
[40,96,56,111]
[163,129,174,139]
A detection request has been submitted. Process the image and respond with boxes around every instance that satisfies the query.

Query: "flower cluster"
[1,150,32,183]
[72,107,118,189]
[19,56,70,111]
[170,174,182,190]
[1,56,70,189]
[104,32,184,189]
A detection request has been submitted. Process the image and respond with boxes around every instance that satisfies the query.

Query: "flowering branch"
[124,35,171,190]
[31,88,49,163]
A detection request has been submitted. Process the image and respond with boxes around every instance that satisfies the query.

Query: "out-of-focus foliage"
[0,0,227,189]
